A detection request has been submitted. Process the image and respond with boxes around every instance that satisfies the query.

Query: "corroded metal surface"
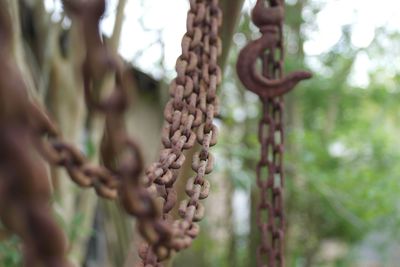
[237,0,311,99]
[237,0,311,266]
[0,0,223,266]
[0,6,70,266]
[138,0,223,265]
[0,1,144,265]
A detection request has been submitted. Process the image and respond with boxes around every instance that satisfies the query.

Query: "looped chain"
[0,1,223,266]
[1,1,145,263]
[0,6,70,266]
[29,0,145,203]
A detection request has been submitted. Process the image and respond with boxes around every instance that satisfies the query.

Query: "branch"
[219,0,246,71]
[110,0,127,51]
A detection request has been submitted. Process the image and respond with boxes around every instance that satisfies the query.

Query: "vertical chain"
[256,2,286,265]
[237,0,311,266]
[138,2,207,264]
[0,0,222,265]
[0,6,70,266]
[139,0,222,266]
[256,96,285,267]
[257,3,285,264]
[176,0,222,249]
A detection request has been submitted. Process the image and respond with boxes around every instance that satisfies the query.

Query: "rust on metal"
[34,0,145,201]
[0,5,70,266]
[236,0,311,266]
[237,0,311,100]
[0,0,223,266]
[138,0,223,266]
[0,1,145,265]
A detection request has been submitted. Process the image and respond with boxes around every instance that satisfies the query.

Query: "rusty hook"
[236,0,311,99]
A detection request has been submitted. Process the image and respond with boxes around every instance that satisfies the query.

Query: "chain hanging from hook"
[237,0,311,266]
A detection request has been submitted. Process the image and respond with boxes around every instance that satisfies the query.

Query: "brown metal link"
[1,0,222,266]
[237,0,311,266]
[22,0,145,203]
[0,6,70,266]
[1,1,145,264]
[138,0,223,265]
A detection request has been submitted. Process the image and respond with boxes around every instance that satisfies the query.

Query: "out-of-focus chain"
[36,107,124,199]
[0,0,222,265]
[0,6,70,266]
[236,0,311,266]
[138,0,222,265]
[256,0,286,265]
[2,0,146,263]
[34,0,145,202]
[256,98,285,266]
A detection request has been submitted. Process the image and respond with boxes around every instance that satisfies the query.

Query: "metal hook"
[236,0,312,99]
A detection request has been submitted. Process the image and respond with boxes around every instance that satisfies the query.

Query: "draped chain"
[0,1,144,265]
[0,6,70,266]
[0,0,223,266]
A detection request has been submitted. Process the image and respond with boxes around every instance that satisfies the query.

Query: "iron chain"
[237,0,311,266]
[139,0,222,265]
[0,6,70,266]
[257,1,285,265]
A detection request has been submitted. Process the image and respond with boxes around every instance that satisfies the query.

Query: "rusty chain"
[63,0,160,249]
[237,0,311,266]
[137,0,222,265]
[0,0,222,265]
[40,0,156,254]
[256,98,285,266]
[1,0,145,265]
[0,6,70,266]
[34,0,145,201]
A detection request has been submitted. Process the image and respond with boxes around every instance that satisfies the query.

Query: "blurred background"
[1,0,400,266]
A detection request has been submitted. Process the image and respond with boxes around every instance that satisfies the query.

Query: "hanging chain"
[34,0,145,201]
[175,0,221,251]
[1,0,145,264]
[0,6,70,266]
[237,0,311,266]
[256,98,285,266]
[138,0,222,265]
[256,1,286,265]
[0,0,222,265]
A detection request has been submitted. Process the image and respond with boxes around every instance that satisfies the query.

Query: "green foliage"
[55,211,93,245]
[0,211,91,266]
[0,234,21,267]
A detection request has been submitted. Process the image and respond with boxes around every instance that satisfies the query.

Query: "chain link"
[28,0,145,203]
[257,1,285,265]
[1,1,145,264]
[256,97,285,266]
[138,0,222,265]
[0,6,70,266]
[237,0,311,266]
[0,0,223,266]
